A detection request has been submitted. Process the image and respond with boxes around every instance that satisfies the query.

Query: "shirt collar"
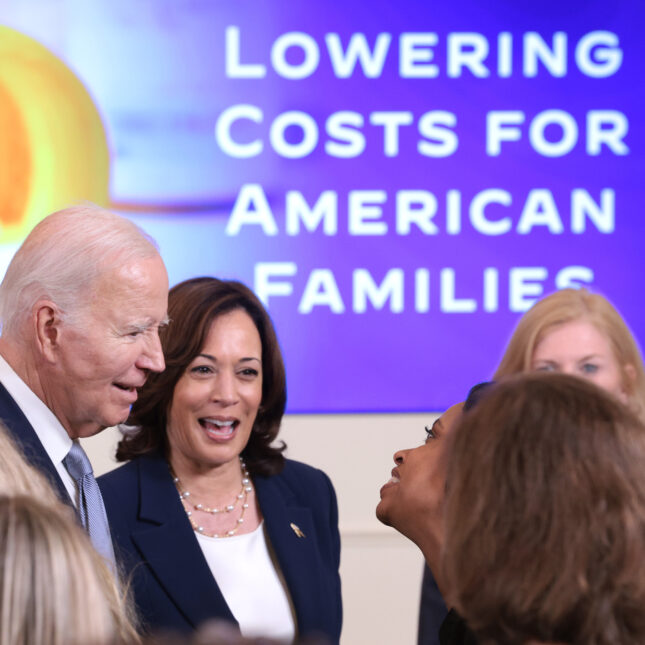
[0,354,73,465]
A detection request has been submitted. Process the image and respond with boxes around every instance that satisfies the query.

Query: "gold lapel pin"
[290,522,306,538]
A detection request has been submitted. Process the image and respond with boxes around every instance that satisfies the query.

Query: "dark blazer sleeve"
[98,455,343,643]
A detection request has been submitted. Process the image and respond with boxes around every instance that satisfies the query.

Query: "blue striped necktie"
[63,441,116,571]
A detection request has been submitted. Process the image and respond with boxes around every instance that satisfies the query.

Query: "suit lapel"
[256,474,325,636]
[0,382,70,504]
[131,456,236,629]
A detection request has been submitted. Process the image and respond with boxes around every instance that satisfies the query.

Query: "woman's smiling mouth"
[200,417,239,440]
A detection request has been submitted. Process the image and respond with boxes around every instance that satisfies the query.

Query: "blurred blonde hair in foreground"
[0,427,64,504]
[0,426,138,645]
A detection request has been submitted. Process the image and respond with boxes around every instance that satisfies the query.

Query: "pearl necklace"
[171,457,253,538]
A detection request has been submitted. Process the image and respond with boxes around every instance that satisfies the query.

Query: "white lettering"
[286,191,338,235]
[571,189,615,233]
[254,262,296,306]
[447,32,490,77]
[299,269,345,313]
[446,190,462,234]
[370,111,414,157]
[396,191,439,234]
[470,189,512,235]
[523,32,567,77]
[418,111,459,157]
[440,268,476,313]
[215,105,263,158]
[483,268,499,312]
[555,266,594,289]
[225,26,266,78]
[325,33,391,77]
[586,110,629,155]
[353,268,404,312]
[325,112,366,158]
[269,111,318,158]
[226,184,278,235]
[509,267,547,311]
[517,189,564,234]
[348,191,388,235]
[415,269,430,313]
[498,32,512,77]
[400,33,438,78]
[529,109,578,157]
[486,111,525,156]
[271,32,319,79]
[575,31,622,78]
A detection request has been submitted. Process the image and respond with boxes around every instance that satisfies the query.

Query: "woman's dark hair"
[463,381,493,412]
[443,373,645,645]
[116,277,286,476]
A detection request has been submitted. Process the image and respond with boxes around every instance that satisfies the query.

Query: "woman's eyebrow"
[194,354,261,363]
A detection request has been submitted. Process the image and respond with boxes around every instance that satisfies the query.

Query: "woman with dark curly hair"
[98,277,342,643]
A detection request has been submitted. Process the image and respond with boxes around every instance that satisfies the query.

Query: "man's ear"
[33,301,62,362]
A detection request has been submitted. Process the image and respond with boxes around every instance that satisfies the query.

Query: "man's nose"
[137,331,165,373]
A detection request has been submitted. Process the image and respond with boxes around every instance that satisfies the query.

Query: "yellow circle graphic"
[0,26,109,244]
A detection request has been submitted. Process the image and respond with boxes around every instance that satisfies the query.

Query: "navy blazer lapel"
[0,382,70,504]
[256,474,326,636]
[131,456,236,629]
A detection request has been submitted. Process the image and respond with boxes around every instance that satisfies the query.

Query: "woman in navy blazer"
[98,278,342,643]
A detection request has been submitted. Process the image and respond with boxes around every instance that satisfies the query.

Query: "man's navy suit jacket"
[0,382,70,503]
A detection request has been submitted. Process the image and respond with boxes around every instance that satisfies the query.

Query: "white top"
[196,521,296,643]
[0,354,76,505]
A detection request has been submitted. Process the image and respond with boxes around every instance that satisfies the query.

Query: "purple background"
[2,0,643,411]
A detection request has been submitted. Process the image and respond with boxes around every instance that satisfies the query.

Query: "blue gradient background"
[1,0,642,411]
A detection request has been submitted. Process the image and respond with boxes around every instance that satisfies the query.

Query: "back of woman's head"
[0,495,138,645]
[494,288,645,420]
[442,373,645,645]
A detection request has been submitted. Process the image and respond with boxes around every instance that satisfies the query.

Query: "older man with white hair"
[0,204,168,567]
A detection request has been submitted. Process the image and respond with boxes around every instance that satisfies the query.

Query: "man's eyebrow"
[127,317,170,332]
[145,316,170,328]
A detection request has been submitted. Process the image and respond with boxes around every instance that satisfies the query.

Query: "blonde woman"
[494,288,645,421]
